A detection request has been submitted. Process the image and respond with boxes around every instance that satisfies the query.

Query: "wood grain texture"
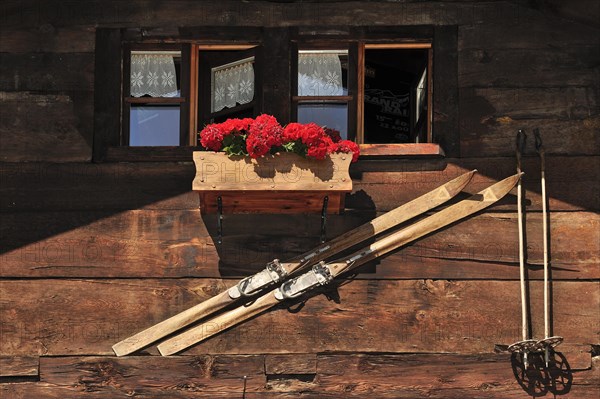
[459,87,599,157]
[0,356,38,377]
[0,92,93,162]
[1,279,597,359]
[0,26,95,53]
[0,53,94,92]
[0,353,597,398]
[1,210,597,279]
[192,152,352,192]
[0,210,600,279]
[2,157,596,213]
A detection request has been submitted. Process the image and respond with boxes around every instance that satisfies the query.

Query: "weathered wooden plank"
[315,353,600,398]
[0,1,525,29]
[0,356,38,377]
[0,210,219,278]
[0,53,94,92]
[1,210,597,279]
[0,279,597,358]
[1,353,597,398]
[0,92,92,162]
[39,355,265,394]
[459,47,600,88]
[0,26,95,53]
[459,20,599,49]
[459,88,600,157]
[265,354,317,375]
[1,157,597,212]
[460,87,599,121]
[0,162,197,212]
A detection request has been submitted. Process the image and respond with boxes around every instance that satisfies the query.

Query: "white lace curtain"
[212,59,255,112]
[130,54,179,98]
[298,53,343,96]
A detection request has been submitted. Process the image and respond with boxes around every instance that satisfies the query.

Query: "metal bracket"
[228,259,288,299]
[274,262,333,300]
[320,195,329,243]
[216,195,223,244]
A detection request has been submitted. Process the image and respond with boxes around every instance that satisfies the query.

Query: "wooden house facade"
[1,0,598,397]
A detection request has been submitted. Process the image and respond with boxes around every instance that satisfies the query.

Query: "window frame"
[93,26,456,162]
[122,43,191,147]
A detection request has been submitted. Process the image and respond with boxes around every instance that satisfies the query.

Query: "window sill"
[358,143,444,159]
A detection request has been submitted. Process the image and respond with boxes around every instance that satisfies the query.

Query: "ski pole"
[113,171,476,356]
[533,129,563,367]
[508,130,536,367]
[157,173,521,356]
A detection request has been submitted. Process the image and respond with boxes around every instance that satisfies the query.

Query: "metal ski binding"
[228,259,288,299]
[274,262,333,300]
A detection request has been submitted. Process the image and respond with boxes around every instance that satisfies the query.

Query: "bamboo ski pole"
[157,173,521,356]
[534,129,563,367]
[113,171,476,356]
[508,130,536,367]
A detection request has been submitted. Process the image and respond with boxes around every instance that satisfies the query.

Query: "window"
[293,49,350,139]
[94,27,452,161]
[361,44,431,144]
[123,45,190,146]
[196,45,262,128]
[293,43,432,145]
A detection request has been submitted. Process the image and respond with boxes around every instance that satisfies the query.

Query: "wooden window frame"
[122,43,191,147]
[94,26,456,162]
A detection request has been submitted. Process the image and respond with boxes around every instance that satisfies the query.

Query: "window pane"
[297,102,348,139]
[363,48,429,143]
[130,51,181,98]
[130,105,180,146]
[298,50,348,96]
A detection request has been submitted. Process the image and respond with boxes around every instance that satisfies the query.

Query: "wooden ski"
[113,170,475,356]
[157,173,520,356]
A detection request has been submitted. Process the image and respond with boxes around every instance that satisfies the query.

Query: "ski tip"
[446,170,477,197]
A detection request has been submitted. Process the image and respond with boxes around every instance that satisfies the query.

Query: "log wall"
[1,1,598,397]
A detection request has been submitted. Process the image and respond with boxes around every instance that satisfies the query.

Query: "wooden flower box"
[192,152,352,214]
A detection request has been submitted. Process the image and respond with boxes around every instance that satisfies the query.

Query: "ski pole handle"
[516,129,527,172]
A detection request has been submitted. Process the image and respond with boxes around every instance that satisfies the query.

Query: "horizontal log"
[0,356,38,377]
[460,87,598,121]
[459,88,599,157]
[0,162,196,212]
[1,209,597,279]
[0,91,92,162]
[0,53,94,92]
[1,156,598,213]
[0,354,599,398]
[459,46,600,88]
[1,353,597,398]
[315,353,599,398]
[0,210,220,278]
[0,26,95,53]
[0,1,525,29]
[265,354,317,375]
[0,279,597,359]
[39,355,265,394]
[459,20,599,49]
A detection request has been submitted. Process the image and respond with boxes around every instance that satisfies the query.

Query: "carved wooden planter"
[192,152,352,214]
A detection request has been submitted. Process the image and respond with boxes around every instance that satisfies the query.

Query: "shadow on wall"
[511,351,573,397]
